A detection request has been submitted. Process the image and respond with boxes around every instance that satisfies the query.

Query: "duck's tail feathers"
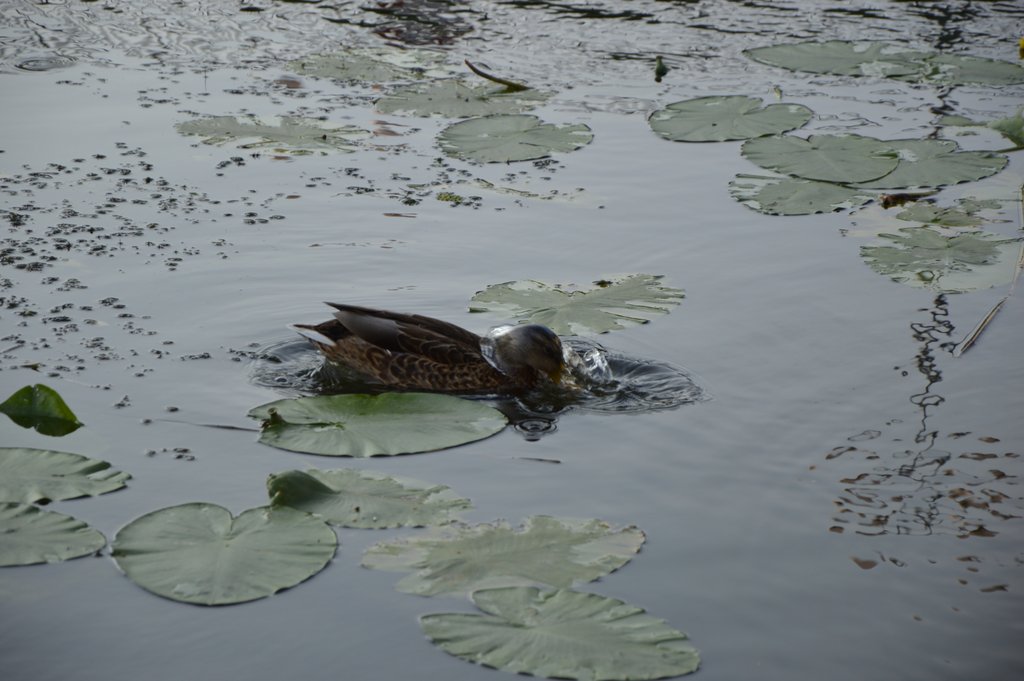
[289,324,337,348]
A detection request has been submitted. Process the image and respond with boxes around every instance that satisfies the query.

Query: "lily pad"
[741,134,898,184]
[361,515,645,597]
[248,393,507,457]
[745,41,1024,86]
[422,587,700,680]
[895,198,1002,227]
[0,502,106,566]
[861,227,1021,293]
[377,80,548,118]
[729,174,874,215]
[0,384,82,436]
[289,48,452,83]
[438,114,593,163]
[111,503,336,605]
[853,139,1007,190]
[0,447,129,503]
[648,96,812,142]
[900,53,1024,87]
[176,115,370,153]
[267,468,471,528]
[470,274,683,335]
[745,40,925,78]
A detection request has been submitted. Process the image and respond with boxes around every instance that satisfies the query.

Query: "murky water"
[2,1,1023,680]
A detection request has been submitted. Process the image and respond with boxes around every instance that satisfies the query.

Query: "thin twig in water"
[953,187,1024,357]
[464,59,528,93]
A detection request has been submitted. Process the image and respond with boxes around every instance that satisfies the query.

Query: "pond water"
[1,1,1022,680]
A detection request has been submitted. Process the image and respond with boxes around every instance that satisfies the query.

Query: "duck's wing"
[325,303,485,366]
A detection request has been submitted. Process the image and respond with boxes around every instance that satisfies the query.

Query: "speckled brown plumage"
[293,303,561,393]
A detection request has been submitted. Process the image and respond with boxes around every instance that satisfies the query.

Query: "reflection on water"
[249,336,708,439]
[824,295,1020,585]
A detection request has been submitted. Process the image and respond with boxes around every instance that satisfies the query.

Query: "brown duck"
[292,303,567,393]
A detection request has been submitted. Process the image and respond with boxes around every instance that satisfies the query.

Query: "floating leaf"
[362,515,645,597]
[289,48,452,83]
[745,41,1024,86]
[648,95,812,142]
[861,227,1021,293]
[741,134,898,184]
[438,114,593,163]
[176,115,370,153]
[267,468,470,528]
[987,112,1024,148]
[899,53,1024,87]
[111,503,336,605]
[745,40,925,78]
[377,80,548,118]
[0,447,129,503]
[729,174,873,215]
[470,274,683,335]
[853,139,1007,190]
[895,198,1002,227]
[0,384,82,436]
[422,587,700,681]
[248,393,507,457]
[0,502,105,566]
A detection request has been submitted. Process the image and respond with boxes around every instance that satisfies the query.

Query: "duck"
[291,303,568,393]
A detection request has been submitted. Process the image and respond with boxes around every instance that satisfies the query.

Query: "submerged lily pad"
[438,114,593,163]
[248,393,507,457]
[741,134,898,184]
[861,227,1021,293]
[745,40,1024,86]
[729,174,874,215]
[361,515,645,596]
[0,502,106,566]
[648,95,812,142]
[0,384,82,436]
[111,503,336,605]
[895,198,1002,227]
[377,80,548,118]
[422,587,700,680]
[853,139,1007,190]
[176,115,370,153]
[267,468,471,528]
[290,48,452,83]
[0,447,129,503]
[470,274,683,335]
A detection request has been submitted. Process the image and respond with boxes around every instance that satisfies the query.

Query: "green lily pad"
[289,48,452,83]
[729,174,874,215]
[895,198,1002,227]
[899,53,1024,87]
[267,468,471,528]
[745,41,1024,86]
[377,80,548,118]
[0,502,106,566]
[438,114,593,163]
[745,40,925,78]
[248,393,507,457]
[176,115,370,153]
[853,139,1007,190]
[861,227,1021,293]
[422,587,700,680]
[939,111,1024,150]
[0,384,82,436]
[361,515,645,597]
[648,96,812,142]
[0,447,129,503]
[741,134,898,184]
[111,503,336,605]
[470,274,683,335]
